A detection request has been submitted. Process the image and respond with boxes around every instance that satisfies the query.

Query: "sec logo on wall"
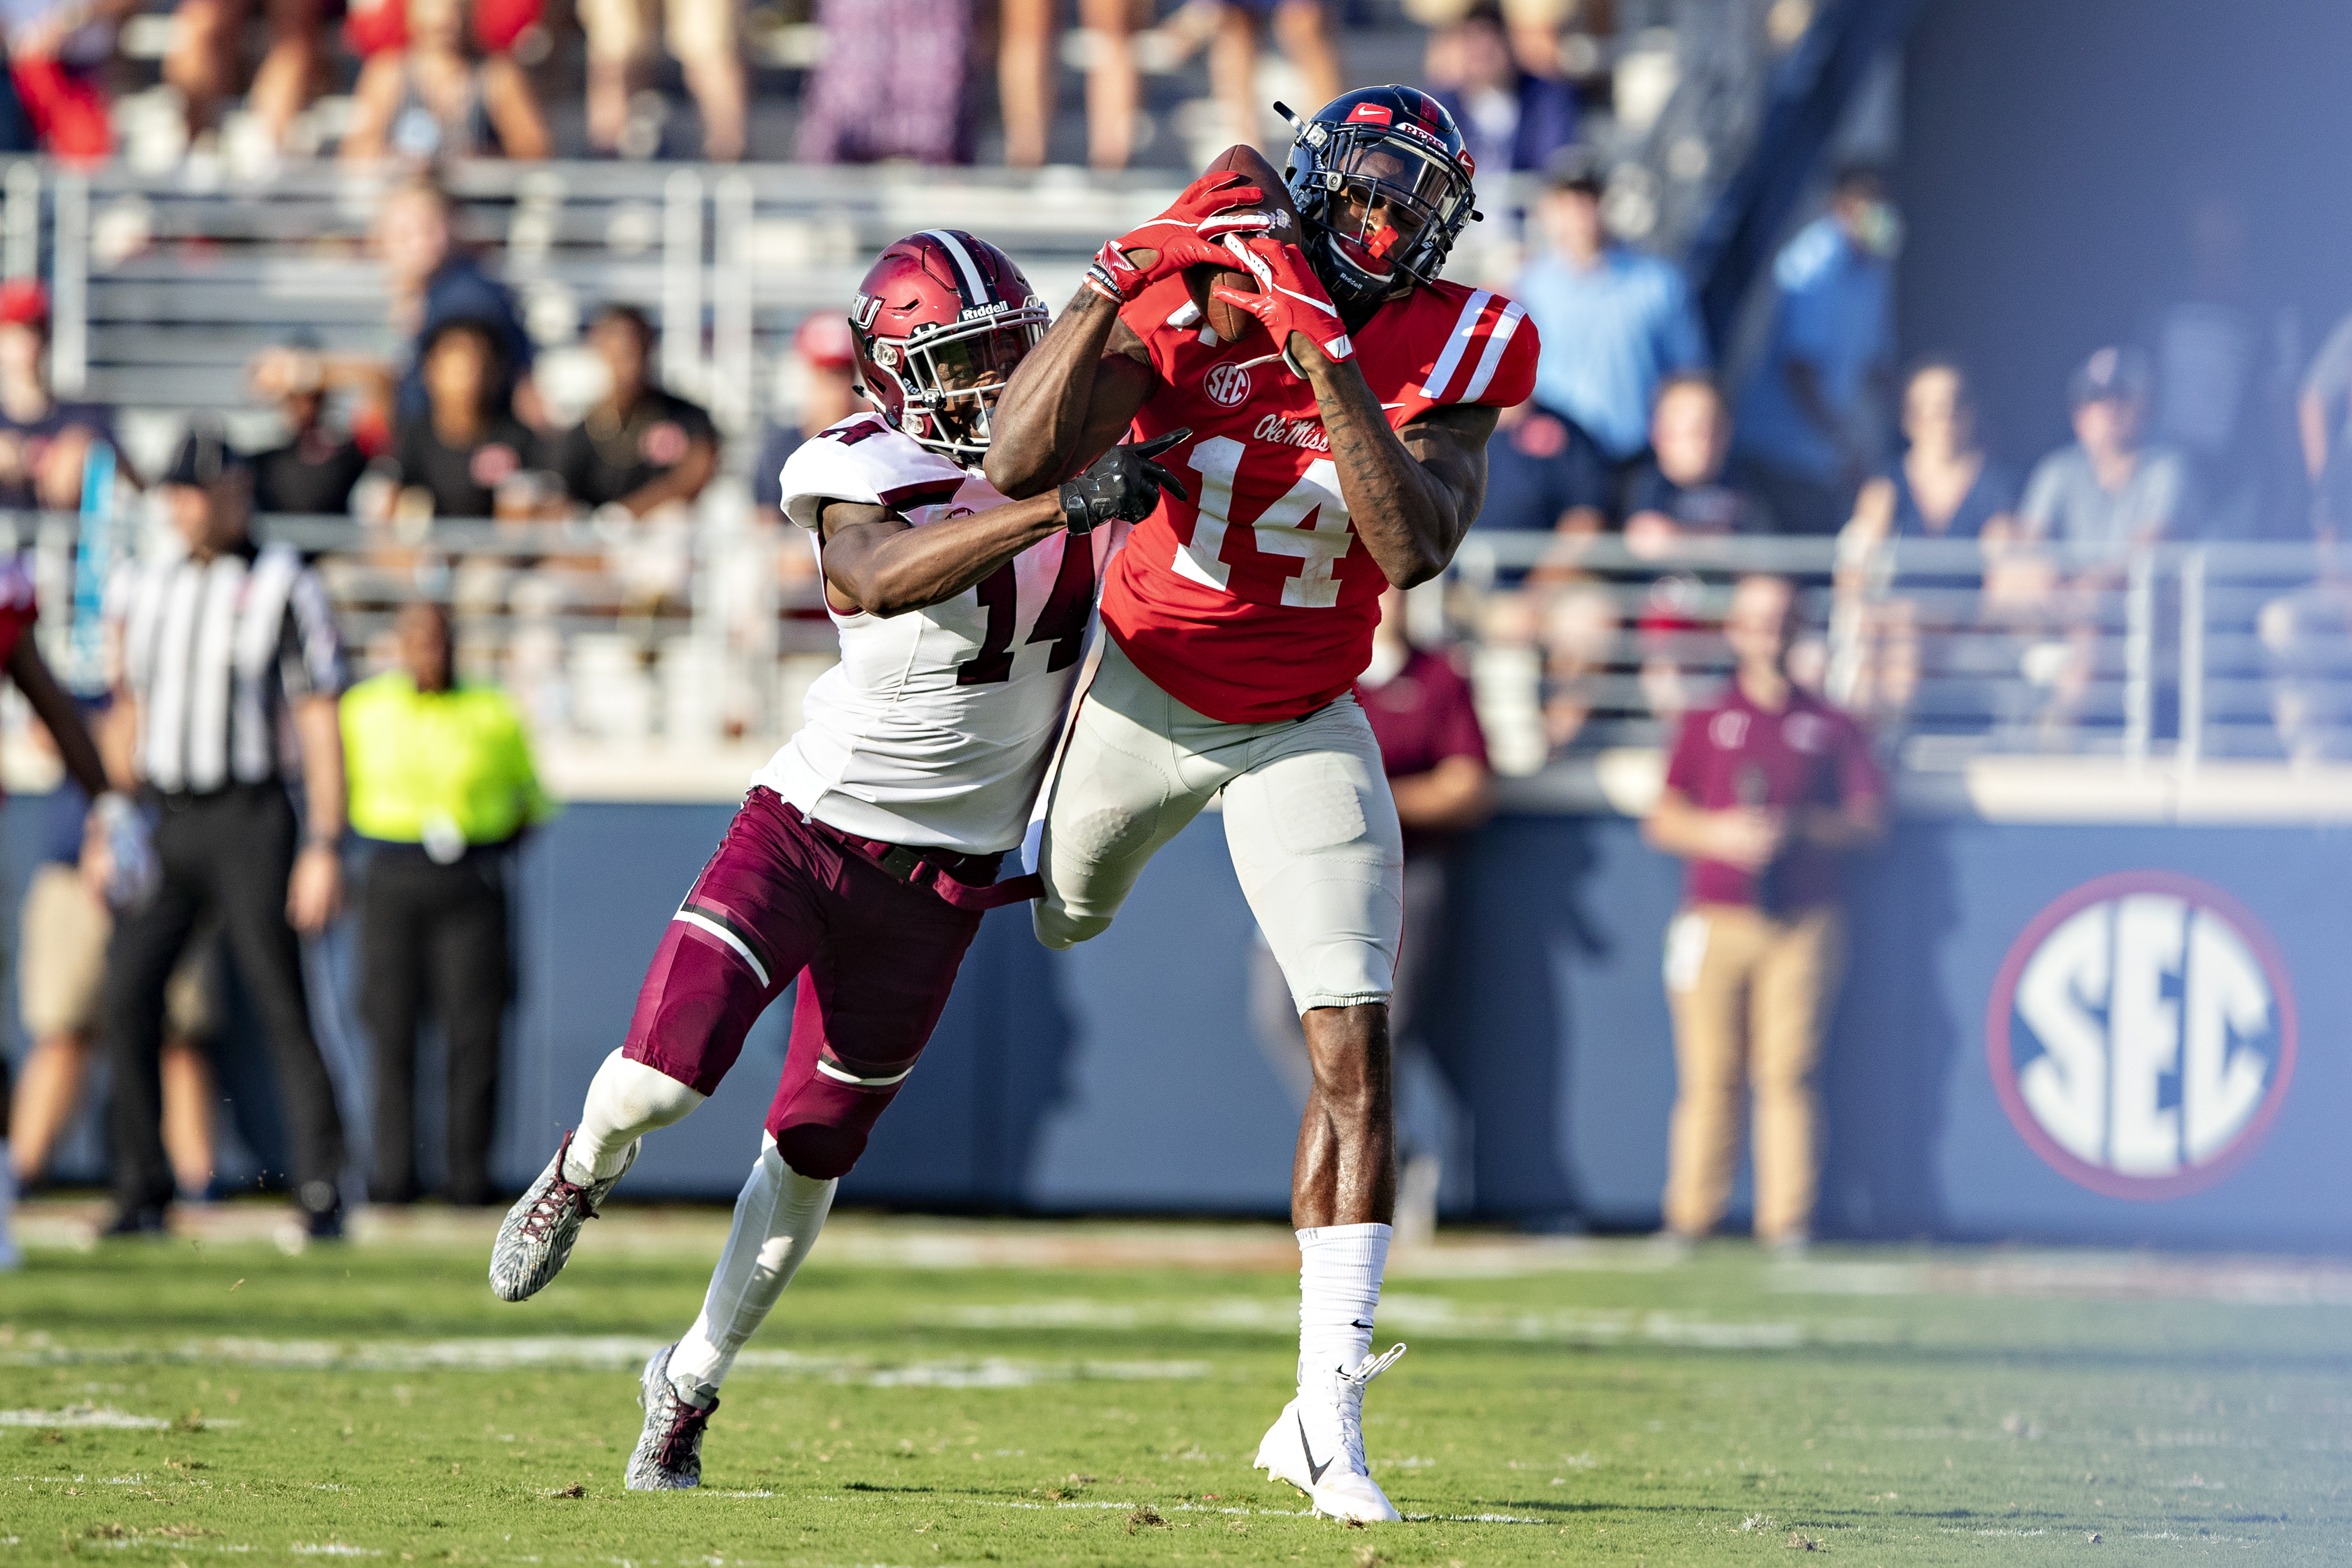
[1986,872,2296,1199]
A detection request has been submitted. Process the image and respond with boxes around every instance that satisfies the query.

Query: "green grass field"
[2,1203,2348,1566]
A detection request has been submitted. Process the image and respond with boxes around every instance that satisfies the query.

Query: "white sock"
[668,1134,837,1403]
[564,1050,706,1186]
[1296,1222,1390,1386]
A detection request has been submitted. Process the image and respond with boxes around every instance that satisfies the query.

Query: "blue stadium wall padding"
[9,794,2343,1248]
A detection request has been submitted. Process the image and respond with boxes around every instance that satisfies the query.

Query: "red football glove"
[1208,234,1356,368]
[1083,171,1273,304]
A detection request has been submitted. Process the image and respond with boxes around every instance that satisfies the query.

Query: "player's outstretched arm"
[984,294,1156,498]
[818,495,1070,618]
[1353,398,1497,587]
[822,434,1188,617]
[988,171,1265,497]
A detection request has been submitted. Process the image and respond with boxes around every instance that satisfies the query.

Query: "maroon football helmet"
[847,230,1048,461]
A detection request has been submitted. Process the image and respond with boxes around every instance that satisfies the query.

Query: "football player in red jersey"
[986,86,1538,1523]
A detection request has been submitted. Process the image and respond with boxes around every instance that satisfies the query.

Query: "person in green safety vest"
[340,600,556,1206]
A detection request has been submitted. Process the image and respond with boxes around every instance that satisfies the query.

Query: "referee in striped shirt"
[101,426,352,1238]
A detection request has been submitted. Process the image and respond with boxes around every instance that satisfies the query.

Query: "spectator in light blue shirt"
[1733,165,1899,535]
[1513,150,1709,470]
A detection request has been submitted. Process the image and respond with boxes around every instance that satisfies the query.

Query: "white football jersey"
[751,413,1118,855]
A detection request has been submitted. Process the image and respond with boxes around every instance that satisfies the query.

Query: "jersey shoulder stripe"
[1456,299,1529,404]
[778,414,966,531]
[1413,282,1537,409]
[1417,287,1494,402]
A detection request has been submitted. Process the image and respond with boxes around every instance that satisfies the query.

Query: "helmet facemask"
[1286,119,1477,310]
[872,305,1048,460]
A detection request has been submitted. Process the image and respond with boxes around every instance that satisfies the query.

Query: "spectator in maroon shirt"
[1253,588,1493,1244]
[1642,575,1884,1254]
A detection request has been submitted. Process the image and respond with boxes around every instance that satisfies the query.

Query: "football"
[1185,142,1302,345]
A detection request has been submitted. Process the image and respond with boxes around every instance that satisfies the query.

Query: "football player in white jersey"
[487,229,1187,1490]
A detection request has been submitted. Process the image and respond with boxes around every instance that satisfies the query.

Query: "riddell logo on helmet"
[1346,103,1394,125]
[1203,363,1252,408]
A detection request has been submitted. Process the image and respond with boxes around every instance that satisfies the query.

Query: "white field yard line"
[939,1293,1892,1349]
[0,1335,1206,1386]
[8,1204,1683,1277]
[1,1406,170,1429]
[1775,1256,2352,1306]
[809,1493,1552,1525]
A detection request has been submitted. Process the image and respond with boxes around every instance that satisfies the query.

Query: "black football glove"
[1057,428,1192,535]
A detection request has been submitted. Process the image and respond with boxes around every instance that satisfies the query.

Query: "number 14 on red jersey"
[1170,435,1356,610]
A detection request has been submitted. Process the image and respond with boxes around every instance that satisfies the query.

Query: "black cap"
[162,422,251,488]
[1544,144,1606,196]
[2068,345,2151,410]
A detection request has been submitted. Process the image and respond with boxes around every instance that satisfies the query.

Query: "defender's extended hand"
[1057,428,1193,534]
[1084,173,1272,304]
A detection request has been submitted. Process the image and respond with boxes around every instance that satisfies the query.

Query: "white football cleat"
[1254,1343,1407,1523]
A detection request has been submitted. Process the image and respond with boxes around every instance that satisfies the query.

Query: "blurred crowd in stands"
[0,0,2343,768]
[0,0,1605,169]
[1470,154,2352,764]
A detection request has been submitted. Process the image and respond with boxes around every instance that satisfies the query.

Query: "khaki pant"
[1661,902,1845,1241]
[19,863,217,1043]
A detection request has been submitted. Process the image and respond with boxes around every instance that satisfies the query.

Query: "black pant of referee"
[107,785,347,1221]
[358,844,512,1206]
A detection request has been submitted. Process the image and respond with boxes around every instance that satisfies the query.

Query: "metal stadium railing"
[6,506,2349,788]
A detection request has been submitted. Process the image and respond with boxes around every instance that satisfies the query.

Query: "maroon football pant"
[620,787,993,1180]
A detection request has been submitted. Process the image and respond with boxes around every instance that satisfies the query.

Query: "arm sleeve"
[277,566,346,700]
[1478,309,1542,409]
[778,415,960,532]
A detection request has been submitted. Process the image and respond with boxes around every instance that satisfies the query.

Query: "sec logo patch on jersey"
[1202,362,1253,409]
[1987,872,2296,1200]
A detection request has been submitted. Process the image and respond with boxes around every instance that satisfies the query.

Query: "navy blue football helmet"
[1277,86,1482,309]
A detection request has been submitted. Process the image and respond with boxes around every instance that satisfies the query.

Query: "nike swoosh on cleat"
[1296,1411,1333,1485]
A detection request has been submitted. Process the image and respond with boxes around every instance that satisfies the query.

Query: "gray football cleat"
[488,1130,636,1302]
[626,1344,717,1490]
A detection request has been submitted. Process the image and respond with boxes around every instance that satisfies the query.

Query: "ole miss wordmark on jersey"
[1101,274,1538,723]
[754,413,1120,855]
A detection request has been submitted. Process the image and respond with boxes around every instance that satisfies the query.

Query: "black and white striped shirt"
[108,540,344,795]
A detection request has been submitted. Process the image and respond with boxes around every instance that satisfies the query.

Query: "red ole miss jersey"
[1101,272,1538,723]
